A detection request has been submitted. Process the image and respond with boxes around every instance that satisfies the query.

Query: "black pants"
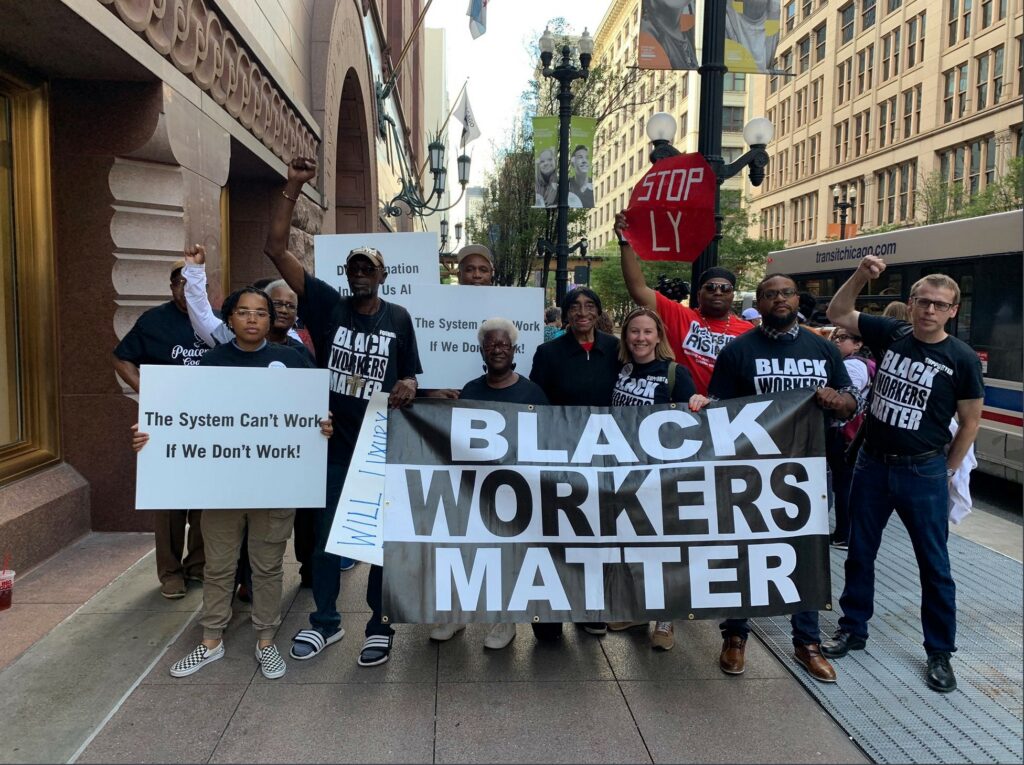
[826,427,855,542]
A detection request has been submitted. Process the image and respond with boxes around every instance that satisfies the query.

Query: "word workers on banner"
[401,285,544,388]
[325,392,390,565]
[380,389,830,625]
[135,365,329,509]
[314,232,439,299]
[623,152,716,262]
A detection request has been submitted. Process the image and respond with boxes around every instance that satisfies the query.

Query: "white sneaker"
[483,622,517,650]
[255,642,287,679]
[170,642,224,677]
[429,623,467,642]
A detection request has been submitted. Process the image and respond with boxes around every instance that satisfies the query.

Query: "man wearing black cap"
[615,213,752,394]
[265,157,421,668]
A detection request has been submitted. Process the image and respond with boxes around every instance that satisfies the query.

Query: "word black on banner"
[381,390,831,624]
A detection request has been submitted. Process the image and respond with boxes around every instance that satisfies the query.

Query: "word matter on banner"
[381,390,832,625]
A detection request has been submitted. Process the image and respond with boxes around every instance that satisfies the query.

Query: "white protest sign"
[314,232,439,298]
[324,391,388,565]
[135,365,329,509]
[401,284,545,388]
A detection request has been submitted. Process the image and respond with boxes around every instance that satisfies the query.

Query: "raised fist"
[288,156,317,185]
[183,243,206,266]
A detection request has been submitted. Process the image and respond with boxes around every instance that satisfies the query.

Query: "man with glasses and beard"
[691,274,858,684]
[823,257,984,694]
[264,157,421,668]
[615,212,753,395]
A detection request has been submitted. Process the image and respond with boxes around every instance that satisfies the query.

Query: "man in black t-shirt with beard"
[696,274,858,685]
[823,256,984,694]
[265,158,421,669]
[114,260,209,599]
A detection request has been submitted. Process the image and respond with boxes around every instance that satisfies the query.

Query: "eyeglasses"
[568,301,598,314]
[170,279,186,288]
[761,288,798,300]
[831,334,856,342]
[702,282,734,294]
[911,297,955,313]
[482,341,513,352]
[234,309,270,319]
[347,263,382,277]
[271,300,297,311]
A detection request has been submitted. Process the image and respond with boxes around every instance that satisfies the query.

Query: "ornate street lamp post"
[538,26,593,304]
[833,185,857,240]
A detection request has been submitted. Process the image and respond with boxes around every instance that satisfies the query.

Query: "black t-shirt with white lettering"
[299,272,422,464]
[460,375,549,405]
[858,313,984,455]
[114,301,210,367]
[198,341,314,369]
[611,359,696,406]
[709,327,852,401]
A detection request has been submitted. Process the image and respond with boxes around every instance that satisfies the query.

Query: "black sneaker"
[582,622,607,636]
[821,629,867,658]
[830,538,849,550]
[926,652,957,693]
[358,635,393,667]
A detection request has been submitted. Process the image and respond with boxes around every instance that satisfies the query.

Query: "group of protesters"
[117,157,983,695]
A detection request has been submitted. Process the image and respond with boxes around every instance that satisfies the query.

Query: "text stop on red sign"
[622,153,717,263]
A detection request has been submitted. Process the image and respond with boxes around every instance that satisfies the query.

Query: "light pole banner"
[135,365,329,509]
[638,0,699,70]
[724,0,781,74]
[380,389,831,624]
[532,116,597,209]
[314,232,439,299]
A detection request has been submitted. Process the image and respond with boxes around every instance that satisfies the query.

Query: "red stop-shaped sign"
[623,152,716,262]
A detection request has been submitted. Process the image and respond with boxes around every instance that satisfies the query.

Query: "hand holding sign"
[622,153,716,262]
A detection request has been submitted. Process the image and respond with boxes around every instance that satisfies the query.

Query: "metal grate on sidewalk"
[751,521,1023,764]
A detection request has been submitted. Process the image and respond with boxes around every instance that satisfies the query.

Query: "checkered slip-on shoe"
[255,643,287,679]
[170,642,224,677]
[357,635,393,667]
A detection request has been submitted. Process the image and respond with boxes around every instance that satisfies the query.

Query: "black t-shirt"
[114,301,210,366]
[198,341,314,369]
[299,272,422,464]
[709,327,852,400]
[858,313,984,454]
[460,375,550,405]
[611,359,696,406]
[277,335,316,366]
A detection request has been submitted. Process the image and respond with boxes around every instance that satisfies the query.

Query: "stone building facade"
[0,0,429,570]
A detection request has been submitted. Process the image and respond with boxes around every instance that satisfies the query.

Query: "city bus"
[765,209,1023,484]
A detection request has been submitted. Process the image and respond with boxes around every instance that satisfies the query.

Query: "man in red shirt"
[615,212,752,393]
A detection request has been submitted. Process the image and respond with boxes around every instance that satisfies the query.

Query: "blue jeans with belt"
[836,449,955,654]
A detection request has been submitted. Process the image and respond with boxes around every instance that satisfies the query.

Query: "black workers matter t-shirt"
[858,313,984,455]
[299,272,421,464]
[709,327,852,400]
[612,359,695,406]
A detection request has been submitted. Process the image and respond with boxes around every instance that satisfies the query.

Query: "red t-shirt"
[655,291,754,395]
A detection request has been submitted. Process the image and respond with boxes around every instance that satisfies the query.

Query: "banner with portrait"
[531,116,597,209]
[380,389,831,625]
[724,0,781,74]
[638,0,699,70]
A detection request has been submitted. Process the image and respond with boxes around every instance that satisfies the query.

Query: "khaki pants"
[154,509,205,584]
[199,509,295,641]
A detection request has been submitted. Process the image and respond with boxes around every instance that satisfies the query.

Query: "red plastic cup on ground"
[0,570,14,611]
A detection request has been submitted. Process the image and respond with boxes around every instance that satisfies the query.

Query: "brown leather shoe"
[794,643,837,683]
[719,636,746,674]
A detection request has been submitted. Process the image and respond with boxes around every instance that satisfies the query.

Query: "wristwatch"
[617,236,628,246]
[946,467,956,478]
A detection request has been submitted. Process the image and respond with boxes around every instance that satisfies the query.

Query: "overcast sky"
[424,0,611,196]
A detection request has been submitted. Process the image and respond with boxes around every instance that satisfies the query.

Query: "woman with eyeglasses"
[429,318,551,650]
[132,286,333,680]
[530,287,621,638]
[826,328,875,550]
[605,307,696,650]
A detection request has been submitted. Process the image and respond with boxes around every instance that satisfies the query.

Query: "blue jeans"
[721,610,820,647]
[837,450,955,654]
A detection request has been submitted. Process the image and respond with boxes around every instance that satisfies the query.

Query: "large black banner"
[382,389,830,625]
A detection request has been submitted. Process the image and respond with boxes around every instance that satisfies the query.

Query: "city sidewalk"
[1,535,865,765]
[1,494,1019,765]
